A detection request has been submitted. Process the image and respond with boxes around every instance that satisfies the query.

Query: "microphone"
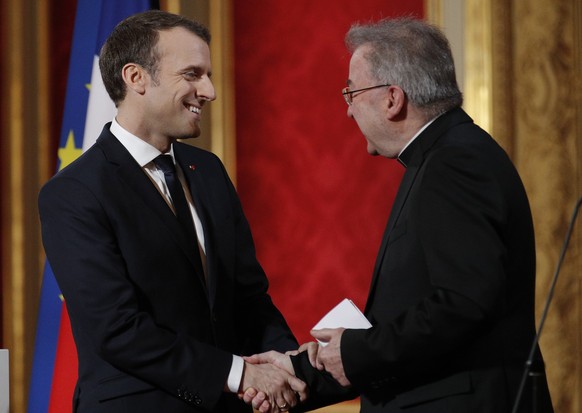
[511,196,582,413]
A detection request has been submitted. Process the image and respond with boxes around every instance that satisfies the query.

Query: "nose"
[198,77,216,102]
[347,105,354,119]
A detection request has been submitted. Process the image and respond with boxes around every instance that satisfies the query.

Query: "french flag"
[28,1,154,412]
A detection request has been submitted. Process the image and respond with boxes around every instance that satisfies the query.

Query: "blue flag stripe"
[27,264,63,413]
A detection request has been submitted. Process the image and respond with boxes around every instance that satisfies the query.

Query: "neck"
[115,111,173,153]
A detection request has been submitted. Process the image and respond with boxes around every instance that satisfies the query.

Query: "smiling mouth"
[187,105,201,115]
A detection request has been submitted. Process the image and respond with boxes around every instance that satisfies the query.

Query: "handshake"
[238,328,350,413]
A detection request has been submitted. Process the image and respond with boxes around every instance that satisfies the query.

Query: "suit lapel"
[174,144,218,308]
[97,128,209,295]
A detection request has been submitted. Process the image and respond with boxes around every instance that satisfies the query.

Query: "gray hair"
[345,17,462,120]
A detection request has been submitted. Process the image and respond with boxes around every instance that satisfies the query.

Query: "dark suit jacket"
[39,124,298,413]
[292,108,553,412]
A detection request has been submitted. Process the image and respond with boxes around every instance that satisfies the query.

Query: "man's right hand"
[239,361,307,413]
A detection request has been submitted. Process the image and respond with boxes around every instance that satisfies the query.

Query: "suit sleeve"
[39,175,231,410]
[214,159,298,354]
[289,352,357,411]
[342,144,511,389]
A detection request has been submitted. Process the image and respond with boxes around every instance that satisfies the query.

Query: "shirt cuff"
[227,355,244,393]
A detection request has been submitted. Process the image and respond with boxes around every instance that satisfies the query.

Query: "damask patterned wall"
[511,1,582,411]
[233,0,422,346]
[233,4,422,411]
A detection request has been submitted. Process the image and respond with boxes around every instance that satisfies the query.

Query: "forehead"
[156,27,211,66]
[348,45,374,84]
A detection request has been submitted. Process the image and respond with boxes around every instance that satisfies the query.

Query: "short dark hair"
[346,17,462,120]
[99,10,211,106]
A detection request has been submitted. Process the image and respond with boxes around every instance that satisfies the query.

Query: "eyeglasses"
[342,83,391,106]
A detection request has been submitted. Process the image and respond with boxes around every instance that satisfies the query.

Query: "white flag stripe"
[83,56,116,151]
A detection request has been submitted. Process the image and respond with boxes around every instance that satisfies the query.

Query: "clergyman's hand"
[310,328,351,387]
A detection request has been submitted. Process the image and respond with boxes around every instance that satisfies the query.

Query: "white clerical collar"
[397,116,440,160]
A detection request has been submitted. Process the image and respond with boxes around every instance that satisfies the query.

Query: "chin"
[190,125,201,138]
[178,128,200,140]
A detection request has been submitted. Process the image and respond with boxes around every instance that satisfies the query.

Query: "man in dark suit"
[245,17,553,412]
[39,10,305,413]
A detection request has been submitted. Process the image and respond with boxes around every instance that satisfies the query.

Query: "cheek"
[353,111,371,131]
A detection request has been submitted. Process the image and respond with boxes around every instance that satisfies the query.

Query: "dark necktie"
[153,155,204,275]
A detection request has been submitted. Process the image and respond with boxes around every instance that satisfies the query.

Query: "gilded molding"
[464,0,493,137]
[209,0,237,183]
[488,0,514,156]
[575,0,582,200]
[2,0,50,412]
[4,0,27,411]
[424,0,443,27]
[160,0,180,14]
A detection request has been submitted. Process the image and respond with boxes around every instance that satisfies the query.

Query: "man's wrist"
[226,355,244,393]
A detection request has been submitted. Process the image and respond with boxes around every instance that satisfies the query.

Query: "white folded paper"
[312,298,372,346]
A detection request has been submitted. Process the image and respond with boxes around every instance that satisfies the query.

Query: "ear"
[385,86,406,120]
[121,63,147,96]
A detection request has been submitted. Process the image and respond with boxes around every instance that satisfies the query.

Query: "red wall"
[234,1,423,343]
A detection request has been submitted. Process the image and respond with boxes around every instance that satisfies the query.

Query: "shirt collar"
[397,115,440,167]
[110,118,175,166]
